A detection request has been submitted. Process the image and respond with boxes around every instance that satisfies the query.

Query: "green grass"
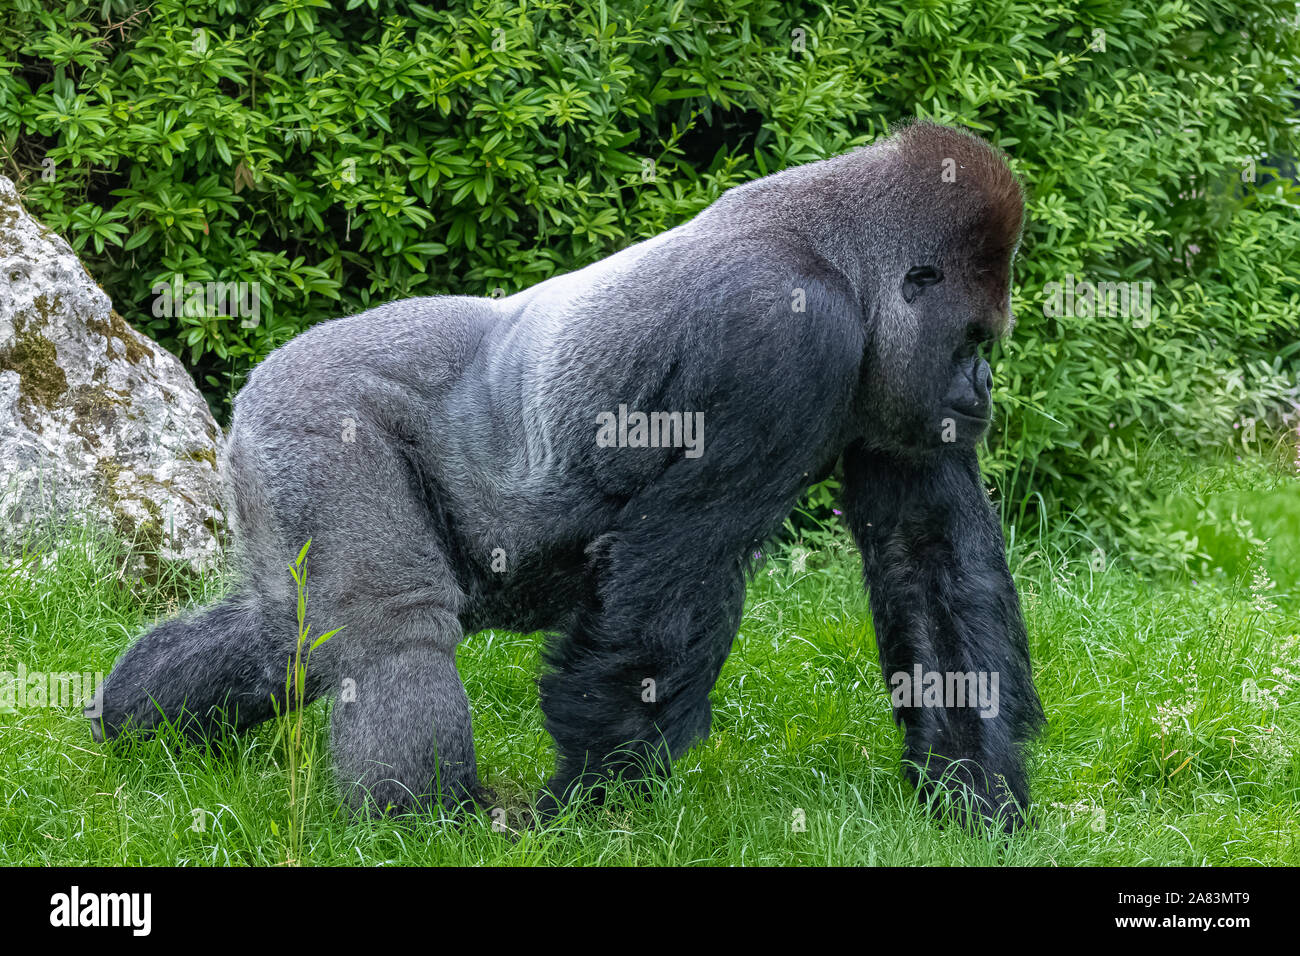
[1,465,1298,866]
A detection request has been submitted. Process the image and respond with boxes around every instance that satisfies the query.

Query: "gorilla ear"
[902,265,943,303]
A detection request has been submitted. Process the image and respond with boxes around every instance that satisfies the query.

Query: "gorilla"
[89,121,1045,831]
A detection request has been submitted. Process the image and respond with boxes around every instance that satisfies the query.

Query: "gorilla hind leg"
[89,591,305,744]
[231,414,487,817]
[328,606,484,816]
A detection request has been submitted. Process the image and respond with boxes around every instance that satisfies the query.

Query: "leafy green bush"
[3,0,1298,569]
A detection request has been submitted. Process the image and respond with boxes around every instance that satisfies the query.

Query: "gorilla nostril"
[975,359,992,393]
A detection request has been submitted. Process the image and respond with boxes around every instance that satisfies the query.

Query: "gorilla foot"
[342,777,495,821]
[904,752,1032,835]
[533,767,660,826]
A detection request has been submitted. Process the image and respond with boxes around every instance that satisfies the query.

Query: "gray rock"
[0,175,224,573]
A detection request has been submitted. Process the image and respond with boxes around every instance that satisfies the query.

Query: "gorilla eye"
[902,265,943,303]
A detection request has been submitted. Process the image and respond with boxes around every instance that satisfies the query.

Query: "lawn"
[1,458,1297,866]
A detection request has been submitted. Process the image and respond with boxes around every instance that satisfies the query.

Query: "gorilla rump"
[89,122,1045,831]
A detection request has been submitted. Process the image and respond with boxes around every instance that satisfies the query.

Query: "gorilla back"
[90,122,1045,831]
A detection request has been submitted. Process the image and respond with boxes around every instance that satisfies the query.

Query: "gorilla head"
[90,122,1044,834]
[837,124,1025,453]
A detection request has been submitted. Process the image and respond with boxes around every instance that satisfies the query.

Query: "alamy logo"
[0,663,103,716]
[889,665,1000,718]
[595,405,704,459]
[151,273,261,328]
[1041,273,1153,326]
[50,886,151,936]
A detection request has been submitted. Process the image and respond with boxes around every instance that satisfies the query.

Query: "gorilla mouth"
[945,403,990,426]
[931,406,990,447]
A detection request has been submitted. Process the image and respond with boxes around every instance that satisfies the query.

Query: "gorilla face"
[869,251,1013,452]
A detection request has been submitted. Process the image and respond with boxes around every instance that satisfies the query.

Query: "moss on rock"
[0,314,69,415]
[84,309,152,367]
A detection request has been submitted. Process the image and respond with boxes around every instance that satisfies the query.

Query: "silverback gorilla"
[89,122,1046,832]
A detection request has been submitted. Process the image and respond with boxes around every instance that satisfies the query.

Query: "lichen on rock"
[0,174,225,574]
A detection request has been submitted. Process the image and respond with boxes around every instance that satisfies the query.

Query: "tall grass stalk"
[274,540,340,865]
